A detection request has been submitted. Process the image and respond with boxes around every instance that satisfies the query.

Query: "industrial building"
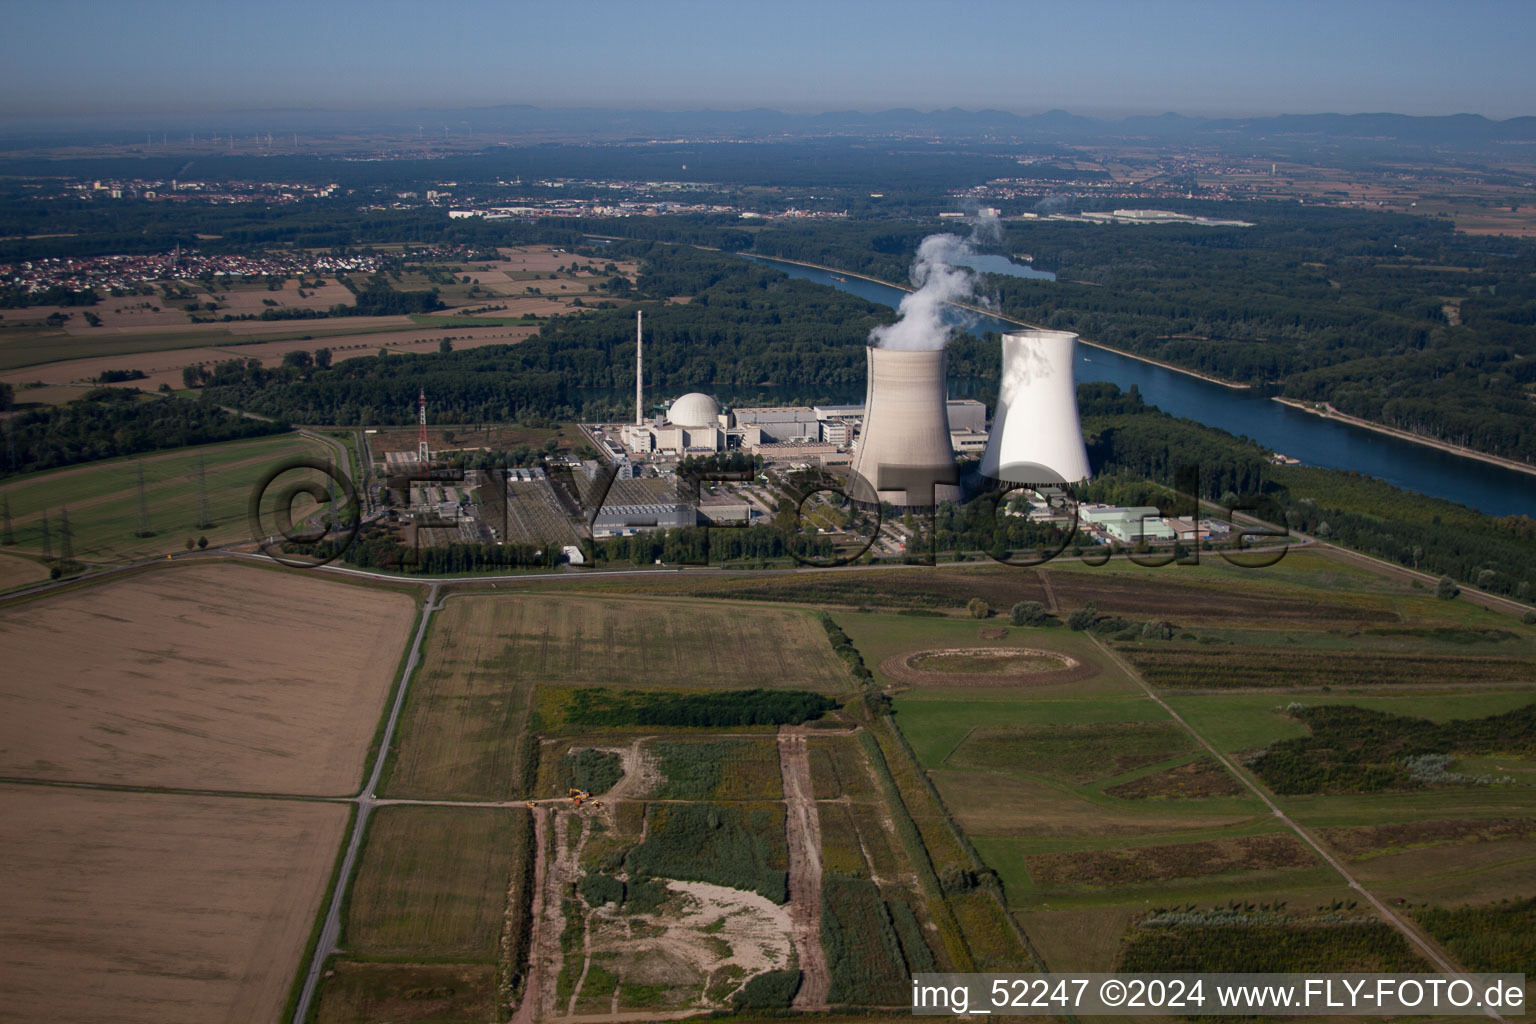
[980,330,1093,485]
[1081,505,1177,544]
[591,503,696,538]
[847,346,962,508]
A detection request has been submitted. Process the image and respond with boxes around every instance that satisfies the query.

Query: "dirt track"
[777,727,830,1010]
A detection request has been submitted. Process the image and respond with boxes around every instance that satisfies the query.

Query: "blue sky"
[3,0,1532,119]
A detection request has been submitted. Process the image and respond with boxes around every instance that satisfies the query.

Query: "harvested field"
[947,721,1196,784]
[0,563,416,794]
[1120,644,1536,690]
[1027,832,1318,887]
[1320,817,1536,860]
[0,551,49,592]
[0,784,347,1024]
[881,646,1095,688]
[345,806,530,960]
[466,595,849,692]
[1103,757,1246,799]
[383,596,539,801]
[311,962,498,1024]
[1047,573,1398,624]
[1,325,528,392]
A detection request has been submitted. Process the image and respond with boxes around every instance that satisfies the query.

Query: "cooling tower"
[979,330,1092,485]
[849,346,961,508]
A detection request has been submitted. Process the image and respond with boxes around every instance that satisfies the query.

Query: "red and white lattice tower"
[417,388,430,465]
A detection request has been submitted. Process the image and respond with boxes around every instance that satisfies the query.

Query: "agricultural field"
[844,547,1536,981]
[312,805,535,1023]
[0,549,49,592]
[0,245,635,393]
[385,593,850,801]
[0,784,348,1024]
[0,562,417,794]
[0,432,336,563]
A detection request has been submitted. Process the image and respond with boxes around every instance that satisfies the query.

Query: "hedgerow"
[563,688,836,728]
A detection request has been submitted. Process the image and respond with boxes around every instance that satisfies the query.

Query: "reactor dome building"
[848,346,962,508]
[667,392,722,427]
[979,329,1092,485]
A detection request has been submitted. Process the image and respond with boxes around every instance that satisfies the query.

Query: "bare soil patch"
[0,784,347,1024]
[1028,832,1317,887]
[0,563,416,794]
[778,728,829,1009]
[1104,758,1246,800]
[1321,818,1536,860]
[881,646,1096,688]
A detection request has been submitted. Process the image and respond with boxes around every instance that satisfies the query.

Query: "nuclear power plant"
[979,329,1092,485]
[847,346,962,508]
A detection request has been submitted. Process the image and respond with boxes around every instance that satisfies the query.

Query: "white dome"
[668,392,721,427]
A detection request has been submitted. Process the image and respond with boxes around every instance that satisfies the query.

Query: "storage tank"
[848,346,960,508]
[979,330,1092,485]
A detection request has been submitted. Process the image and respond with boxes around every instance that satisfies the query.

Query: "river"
[743,253,1536,517]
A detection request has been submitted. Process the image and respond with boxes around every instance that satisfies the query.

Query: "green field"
[0,432,333,563]
[858,546,1536,980]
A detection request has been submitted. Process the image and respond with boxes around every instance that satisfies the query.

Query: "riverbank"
[744,252,1252,391]
[1273,397,1536,481]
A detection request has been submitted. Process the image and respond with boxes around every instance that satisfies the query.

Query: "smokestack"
[635,310,644,426]
[979,330,1091,485]
[849,347,960,508]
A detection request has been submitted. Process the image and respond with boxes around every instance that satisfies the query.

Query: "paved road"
[289,581,443,1024]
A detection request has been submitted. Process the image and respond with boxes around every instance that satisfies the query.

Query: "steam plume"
[869,211,1000,351]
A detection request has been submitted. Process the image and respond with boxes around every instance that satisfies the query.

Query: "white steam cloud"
[868,210,1000,351]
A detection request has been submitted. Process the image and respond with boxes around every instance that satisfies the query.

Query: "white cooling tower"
[849,346,961,508]
[979,330,1092,485]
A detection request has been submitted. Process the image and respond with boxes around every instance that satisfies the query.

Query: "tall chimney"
[635,310,644,426]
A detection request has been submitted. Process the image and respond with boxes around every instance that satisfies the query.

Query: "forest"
[2,389,289,476]
[751,211,1536,462]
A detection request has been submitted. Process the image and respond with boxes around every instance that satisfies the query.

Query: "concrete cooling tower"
[849,346,961,508]
[979,330,1092,485]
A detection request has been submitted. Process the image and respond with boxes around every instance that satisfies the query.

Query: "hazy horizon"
[4,0,1533,121]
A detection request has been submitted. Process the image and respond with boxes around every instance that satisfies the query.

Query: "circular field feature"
[883,646,1098,687]
[907,648,1073,675]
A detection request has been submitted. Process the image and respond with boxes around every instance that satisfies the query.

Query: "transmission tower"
[134,461,154,538]
[195,453,212,529]
[58,507,74,566]
[417,389,430,465]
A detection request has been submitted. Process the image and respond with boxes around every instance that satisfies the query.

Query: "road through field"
[290,582,443,1024]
